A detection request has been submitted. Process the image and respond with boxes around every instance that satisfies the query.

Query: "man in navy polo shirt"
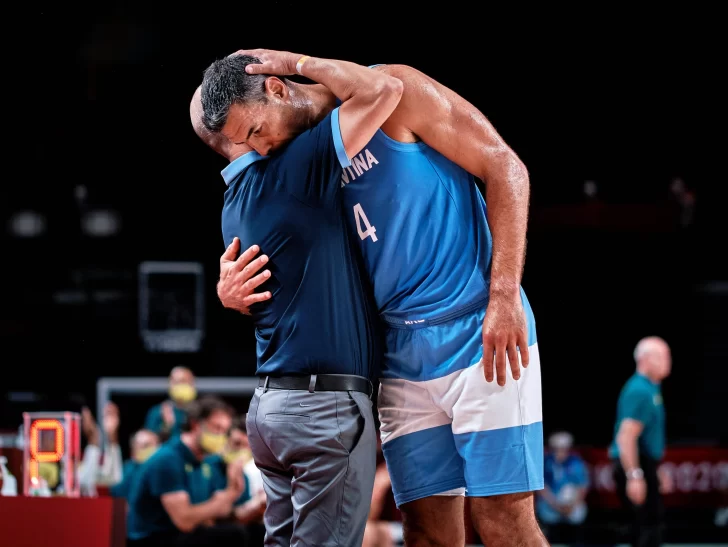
[126,397,246,547]
[192,52,402,546]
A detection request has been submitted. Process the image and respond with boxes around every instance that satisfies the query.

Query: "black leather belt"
[258,374,373,397]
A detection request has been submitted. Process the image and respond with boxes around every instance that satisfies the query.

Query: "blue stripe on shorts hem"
[454,422,544,495]
[393,477,466,508]
[466,480,545,498]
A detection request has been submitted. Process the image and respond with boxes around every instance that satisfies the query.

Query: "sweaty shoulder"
[374,64,445,144]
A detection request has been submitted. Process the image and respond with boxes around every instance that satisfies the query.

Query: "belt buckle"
[308,374,317,393]
[263,376,270,393]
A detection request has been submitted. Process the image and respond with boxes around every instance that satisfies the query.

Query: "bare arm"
[298,57,403,160]
[617,418,644,473]
[241,49,403,161]
[379,64,529,297]
[377,64,530,385]
[161,490,232,533]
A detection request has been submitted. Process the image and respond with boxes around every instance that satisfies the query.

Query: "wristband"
[626,468,644,480]
[296,55,310,75]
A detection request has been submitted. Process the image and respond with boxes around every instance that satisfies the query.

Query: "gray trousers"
[246,386,376,547]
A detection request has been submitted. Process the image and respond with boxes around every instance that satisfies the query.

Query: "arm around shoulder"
[376,64,527,185]
[297,56,403,163]
[335,69,403,162]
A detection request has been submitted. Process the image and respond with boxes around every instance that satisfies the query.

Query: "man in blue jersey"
[192,55,403,546]
[209,49,545,546]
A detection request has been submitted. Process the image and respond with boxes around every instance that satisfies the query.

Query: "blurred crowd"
[72,367,266,546]
[13,358,725,547]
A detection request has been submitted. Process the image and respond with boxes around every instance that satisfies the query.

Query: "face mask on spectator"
[134,446,158,463]
[200,430,228,454]
[223,448,253,465]
[169,383,196,404]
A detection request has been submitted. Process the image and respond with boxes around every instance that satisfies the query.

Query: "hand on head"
[228,49,300,76]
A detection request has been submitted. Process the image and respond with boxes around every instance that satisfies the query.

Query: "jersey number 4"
[353,203,378,242]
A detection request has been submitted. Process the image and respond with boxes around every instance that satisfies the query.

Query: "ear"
[265,76,288,101]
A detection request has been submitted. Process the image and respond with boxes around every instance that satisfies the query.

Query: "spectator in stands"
[144,366,196,440]
[243,453,265,500]
[204,418,253,517]
[610,336,672,547]
[363,436,400,547]
[205,418,266,544]
[110,429,160,500]
[78,403,123,497]
[536,431,589,544]
[126,396,249,546]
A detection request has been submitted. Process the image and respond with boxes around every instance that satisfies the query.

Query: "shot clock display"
[22,412,81,497]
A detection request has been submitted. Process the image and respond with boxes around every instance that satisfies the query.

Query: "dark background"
[2,5,726,449]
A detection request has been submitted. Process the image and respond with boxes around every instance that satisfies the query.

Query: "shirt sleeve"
[211,459,228,492]
[143,405,161,433]
[147,456,187,497]
[570,457,590,488]
[622,387,652,425]
[110,461,138,498]
[110,474,131,499]
[78,444,100,496]
[97,442,123,486]
[244,460,264,495]
[273,108,351,207]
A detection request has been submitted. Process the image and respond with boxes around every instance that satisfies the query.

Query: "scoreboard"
[22,412,81,497]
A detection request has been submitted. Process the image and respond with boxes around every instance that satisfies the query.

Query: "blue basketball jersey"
[340,129,493,326]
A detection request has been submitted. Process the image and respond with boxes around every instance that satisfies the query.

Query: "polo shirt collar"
[171,437,201,465]
[221,151,266,186]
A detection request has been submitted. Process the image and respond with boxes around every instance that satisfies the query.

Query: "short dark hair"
[182,396,235,432]
[200,54,270,133]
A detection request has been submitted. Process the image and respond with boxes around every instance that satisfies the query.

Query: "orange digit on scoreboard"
[28,419,64,481]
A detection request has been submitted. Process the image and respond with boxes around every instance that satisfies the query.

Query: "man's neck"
[289,82,337,129]
[180,432,204,461]
[637,366,660,384]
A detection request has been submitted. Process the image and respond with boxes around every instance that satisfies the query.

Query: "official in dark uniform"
[193,49,402,546]
[610,336,672,547]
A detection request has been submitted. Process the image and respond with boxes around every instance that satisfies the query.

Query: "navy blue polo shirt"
[126,438,203,540]
[221,108,379,378]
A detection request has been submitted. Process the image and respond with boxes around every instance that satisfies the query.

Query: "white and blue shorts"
[378,290,543,507]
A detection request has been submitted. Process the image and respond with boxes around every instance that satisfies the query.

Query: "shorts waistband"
[381,298,487,330]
